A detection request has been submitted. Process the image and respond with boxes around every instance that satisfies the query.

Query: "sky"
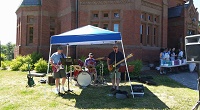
[0,0,200,45]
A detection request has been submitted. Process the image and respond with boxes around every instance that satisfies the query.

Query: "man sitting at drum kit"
[84,53,98,84]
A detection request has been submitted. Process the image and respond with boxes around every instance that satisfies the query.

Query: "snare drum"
[77,71,91,87]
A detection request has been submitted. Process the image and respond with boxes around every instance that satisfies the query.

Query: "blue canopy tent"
[48,25,134,98]
[50,25,121,45]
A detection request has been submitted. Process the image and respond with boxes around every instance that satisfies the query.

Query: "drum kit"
[71,57,106,87]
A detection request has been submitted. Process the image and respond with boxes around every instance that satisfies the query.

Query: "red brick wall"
[15,0,169,63]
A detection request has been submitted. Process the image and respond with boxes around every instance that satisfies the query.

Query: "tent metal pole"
[120,40,134,98]
[66,45,69,57]
[47,44,52,74]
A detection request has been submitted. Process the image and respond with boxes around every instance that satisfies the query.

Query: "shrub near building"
[9,52,42,71]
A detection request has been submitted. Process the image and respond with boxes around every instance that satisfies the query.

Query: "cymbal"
[95,57,105,61]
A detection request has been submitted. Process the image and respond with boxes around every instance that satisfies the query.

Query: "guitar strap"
[61,53,64,58]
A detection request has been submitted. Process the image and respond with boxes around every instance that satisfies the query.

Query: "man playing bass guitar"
[107,44,124,92]
[50,46,66,94]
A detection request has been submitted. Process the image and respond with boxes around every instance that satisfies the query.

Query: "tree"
[6,42,15,60]
[1,42,15,61]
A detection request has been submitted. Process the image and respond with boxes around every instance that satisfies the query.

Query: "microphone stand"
[114,50,117,90]
[67,65,73,92]
[65,61,74,93]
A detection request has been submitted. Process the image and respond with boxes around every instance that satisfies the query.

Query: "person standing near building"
[107,44,124,92]
[50,46,66,94]
[170,48,176,61]
[178,49,183,60]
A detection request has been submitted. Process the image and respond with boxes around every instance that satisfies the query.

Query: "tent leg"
[120,40,134,98]
[47,45,52,74]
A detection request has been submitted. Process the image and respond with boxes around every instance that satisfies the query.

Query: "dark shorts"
[53,69,66,78]
[110,68,121,79]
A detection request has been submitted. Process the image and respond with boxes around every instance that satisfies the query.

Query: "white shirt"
[178,51,183,57]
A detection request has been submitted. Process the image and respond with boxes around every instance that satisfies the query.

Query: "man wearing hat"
[50,46,66,94]
[84,53,97,84]
[107,44,124,92]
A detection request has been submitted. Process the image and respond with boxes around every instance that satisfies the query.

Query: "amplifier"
[185,35,200,63]
[131,84,144,97]
[47,75,55,85]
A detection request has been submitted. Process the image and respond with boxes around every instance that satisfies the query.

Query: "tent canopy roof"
[50,25,122,45]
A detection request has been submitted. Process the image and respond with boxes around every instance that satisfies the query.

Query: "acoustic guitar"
[108,53,133,72]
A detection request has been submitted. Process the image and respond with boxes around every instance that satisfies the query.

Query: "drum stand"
[98,61,106,84]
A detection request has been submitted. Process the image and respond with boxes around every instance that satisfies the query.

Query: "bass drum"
[77,71,91,87]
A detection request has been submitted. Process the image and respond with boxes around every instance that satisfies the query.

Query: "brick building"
[168,0,199,50]
[15,0,199,64]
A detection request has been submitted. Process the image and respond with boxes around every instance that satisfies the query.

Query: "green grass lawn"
[0,70,198,110]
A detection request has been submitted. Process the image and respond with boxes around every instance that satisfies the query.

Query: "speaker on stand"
[185,34,200,110]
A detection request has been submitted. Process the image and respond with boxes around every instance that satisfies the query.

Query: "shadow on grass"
[137,70,194,89]
[60,85,169,109]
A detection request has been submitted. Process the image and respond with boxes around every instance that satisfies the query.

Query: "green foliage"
[10,59,23,71]
[9,55,35,71]
[1,61,7,70]
[79,56,86,62]
[15,55,24,63]
[127,59,143,77]
[10,55,30,71]
[19,63,29,71]
[96,61,109,75]
[24,55,33,63]
[34,58,48,73]
[30,52,42,65]
[0,53,6,61]
[1,42,15,61]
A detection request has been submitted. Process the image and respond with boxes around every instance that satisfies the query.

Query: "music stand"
[60,58,74,93]
[60,58,73,66]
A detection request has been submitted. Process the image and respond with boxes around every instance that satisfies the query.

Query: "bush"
[3,60,11,67]
[24,55,33,64]
[128,59,143,77]
[19,63,29,71]
[34,58,48,73]
[96,61,109,75]
[9,55,34,71]
[1,61,7,70]
[30,52,42,65]
[0,53,6,61]
[10,55,24,71]
[10,59,23,71]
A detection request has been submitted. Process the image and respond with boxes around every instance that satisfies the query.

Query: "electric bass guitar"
[108,53,133,72]
[52,62,64,73]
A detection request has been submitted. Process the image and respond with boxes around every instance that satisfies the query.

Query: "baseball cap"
[88,53,93,56]
[113,44,118,48]
[57,46,63,50]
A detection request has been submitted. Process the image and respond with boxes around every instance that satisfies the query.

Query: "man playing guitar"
[50,46,66,94]
[84,53,98,84]
[107,44,124,92]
